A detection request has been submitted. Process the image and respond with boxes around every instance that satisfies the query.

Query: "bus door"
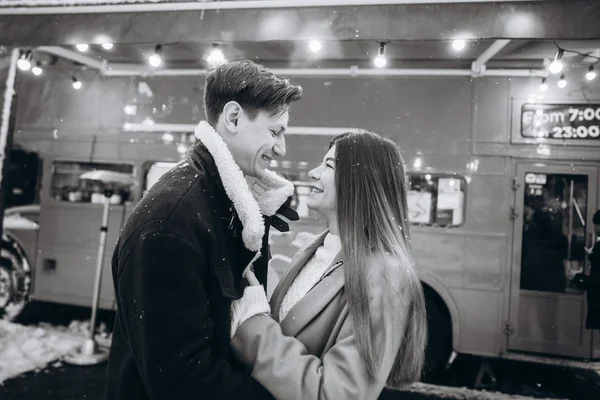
[508,163,598,358]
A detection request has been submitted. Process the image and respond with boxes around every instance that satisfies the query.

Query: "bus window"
[520,173,588,293]
[51,161,134,205]
[143,161,178,196]
[407,173,466,227]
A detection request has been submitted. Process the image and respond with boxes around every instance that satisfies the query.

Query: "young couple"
[105,60,427,400]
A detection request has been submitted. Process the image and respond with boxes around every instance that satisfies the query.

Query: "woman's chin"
[307,202,318,212]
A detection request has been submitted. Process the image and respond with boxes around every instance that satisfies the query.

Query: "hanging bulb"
[309,40,322,53]
[72,77,82,90]
[17,51,32,71]
[149,45,162,67]
[539,78,548,92]
[452,39,466,52]
[585,65,596,81]
[206,44,226,66]
[374,42,387,68]
[548,49,564,74]
[31,62,43,76]
[76,44,89,52]
[557,74,567,89]
[101,42,114,50]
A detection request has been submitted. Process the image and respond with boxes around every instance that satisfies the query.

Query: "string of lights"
[12,38,599,92]
[533,41,599,93]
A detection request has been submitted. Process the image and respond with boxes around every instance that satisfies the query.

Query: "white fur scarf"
[194,121,294,252]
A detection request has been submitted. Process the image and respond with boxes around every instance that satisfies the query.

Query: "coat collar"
[270,230,344,335]
[193,121,294,252]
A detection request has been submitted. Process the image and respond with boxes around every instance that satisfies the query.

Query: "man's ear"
[222,101,242,133]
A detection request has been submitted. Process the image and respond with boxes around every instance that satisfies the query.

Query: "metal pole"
[64,189,111,365]
[89,191,110,342]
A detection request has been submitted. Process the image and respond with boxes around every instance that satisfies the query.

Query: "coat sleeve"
[116,232,274,400]
[231,270,407,400]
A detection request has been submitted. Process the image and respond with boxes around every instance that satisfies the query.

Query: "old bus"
[2,51,600,377]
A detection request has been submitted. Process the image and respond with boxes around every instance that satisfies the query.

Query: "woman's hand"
[244,269,261,286]
[230,270,270,338]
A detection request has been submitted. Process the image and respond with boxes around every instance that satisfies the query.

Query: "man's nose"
[273,136,286,157]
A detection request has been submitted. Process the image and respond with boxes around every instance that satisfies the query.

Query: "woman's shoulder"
[365,252,403,276]
[365,252,410,300]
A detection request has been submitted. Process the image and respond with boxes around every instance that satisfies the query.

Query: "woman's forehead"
[324,145,336,159]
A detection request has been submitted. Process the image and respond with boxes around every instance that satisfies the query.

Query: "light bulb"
[585,65,596,81]
[76,44,89,52]
[32,64,42,75]
[374,55,387,68]
[149,54,162,67]
[149,45,162,67]
[309,40,322,52]
[549,60,563,74]
[207,46,226,65]
[101,42,114,50]
[72,80,82,90]
[452,39,466,51]
[539,78,548,92]
[557,74,567,89]
[374,42,387,68]
[17,58,31,71]
[548,49,564,74]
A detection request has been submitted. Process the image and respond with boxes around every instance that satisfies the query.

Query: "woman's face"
[307,145,337,219]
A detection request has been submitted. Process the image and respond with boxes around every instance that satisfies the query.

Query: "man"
[574,209,600,331]
[105,60,302,399]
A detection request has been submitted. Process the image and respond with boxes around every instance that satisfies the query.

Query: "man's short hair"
[203,60,302,126]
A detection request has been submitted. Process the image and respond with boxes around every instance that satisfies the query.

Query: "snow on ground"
[0,320,90,383]
[399,383,567,400]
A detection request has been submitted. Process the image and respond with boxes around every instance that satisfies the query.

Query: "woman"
[230,130,427,399]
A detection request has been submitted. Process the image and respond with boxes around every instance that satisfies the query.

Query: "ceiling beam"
[123,123,356,136]
[1,1,599,46]
[37,46,106,70]
[471,39,511,76]
[0,0,556,15]
[33,45,547,78]
[103,66,546,78]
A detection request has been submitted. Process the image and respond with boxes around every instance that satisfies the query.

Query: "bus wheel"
[422,291,452,381]
[0,239,32,320]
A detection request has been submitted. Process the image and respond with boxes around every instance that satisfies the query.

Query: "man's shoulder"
[118,165,220,251]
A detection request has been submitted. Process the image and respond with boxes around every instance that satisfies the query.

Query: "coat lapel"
[279,259,344,337]
[269,230,328,321]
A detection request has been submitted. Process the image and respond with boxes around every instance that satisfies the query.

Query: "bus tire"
[0,235,32,320]
[422,288,452,381]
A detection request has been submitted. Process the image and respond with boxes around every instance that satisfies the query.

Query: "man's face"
[231,109,288,178]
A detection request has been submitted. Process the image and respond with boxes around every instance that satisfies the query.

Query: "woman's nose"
[308,167,320,180]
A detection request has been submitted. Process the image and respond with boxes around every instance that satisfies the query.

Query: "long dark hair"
[331,131,427,385]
